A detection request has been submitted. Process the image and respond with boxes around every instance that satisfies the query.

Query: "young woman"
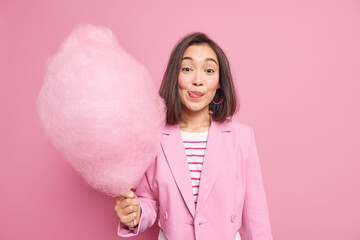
[114,32,273,240]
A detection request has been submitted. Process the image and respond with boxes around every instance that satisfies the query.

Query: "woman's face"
[178,43,220,114]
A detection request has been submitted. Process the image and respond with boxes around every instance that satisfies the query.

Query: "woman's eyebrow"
[181,56,218,65]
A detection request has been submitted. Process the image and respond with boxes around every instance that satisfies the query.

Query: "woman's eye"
[206,69,215,73]
[182,67,192,72]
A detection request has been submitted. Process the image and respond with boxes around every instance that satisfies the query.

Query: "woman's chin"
[184,105,209,114]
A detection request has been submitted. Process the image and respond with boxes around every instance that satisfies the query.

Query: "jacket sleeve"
[241,127,273,240]
[117,167,159,237]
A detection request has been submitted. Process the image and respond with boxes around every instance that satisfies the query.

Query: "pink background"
[1,0,360,239]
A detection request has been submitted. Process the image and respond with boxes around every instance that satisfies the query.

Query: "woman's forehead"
[182,44,218,63]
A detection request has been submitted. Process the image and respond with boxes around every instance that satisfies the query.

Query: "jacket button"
[163,212,168,220]
[231,214,237,223]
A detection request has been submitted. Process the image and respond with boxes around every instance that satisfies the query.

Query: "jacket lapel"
[196,120,232,213]
[160,120,232,218]
[161,124,196,218]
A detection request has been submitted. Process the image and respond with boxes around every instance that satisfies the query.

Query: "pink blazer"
[118,120,273,240]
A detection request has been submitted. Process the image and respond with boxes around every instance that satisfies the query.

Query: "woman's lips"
[188,91,204,98]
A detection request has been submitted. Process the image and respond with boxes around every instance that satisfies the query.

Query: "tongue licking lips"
[189,91,203,98]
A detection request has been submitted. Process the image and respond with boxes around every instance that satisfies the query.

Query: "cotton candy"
[37,24,165,197]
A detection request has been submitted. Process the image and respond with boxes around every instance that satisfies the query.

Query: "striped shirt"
[180,130,208,207]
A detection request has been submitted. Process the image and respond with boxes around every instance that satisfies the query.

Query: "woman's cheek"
[178,74,189,89]
[207,76,219,91]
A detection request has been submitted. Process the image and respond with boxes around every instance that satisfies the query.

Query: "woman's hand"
[114,190,142,228]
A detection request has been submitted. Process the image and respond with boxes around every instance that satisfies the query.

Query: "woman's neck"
[179,108,211,133]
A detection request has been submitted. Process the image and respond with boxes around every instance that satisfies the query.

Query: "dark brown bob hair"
[159,32,238,125]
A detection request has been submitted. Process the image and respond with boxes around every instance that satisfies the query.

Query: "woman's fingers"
[122,205,138,215]
[118,198,140,209]
[120,212,138,227]
[114,191,141,228]
[115,201,138,215]
[116,191,135,203]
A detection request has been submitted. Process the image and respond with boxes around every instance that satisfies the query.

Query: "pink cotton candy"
[37,24,165,197]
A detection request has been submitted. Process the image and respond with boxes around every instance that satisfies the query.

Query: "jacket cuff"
[117,221,141,237]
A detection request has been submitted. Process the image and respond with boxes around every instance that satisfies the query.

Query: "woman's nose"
[192,72,204,86]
